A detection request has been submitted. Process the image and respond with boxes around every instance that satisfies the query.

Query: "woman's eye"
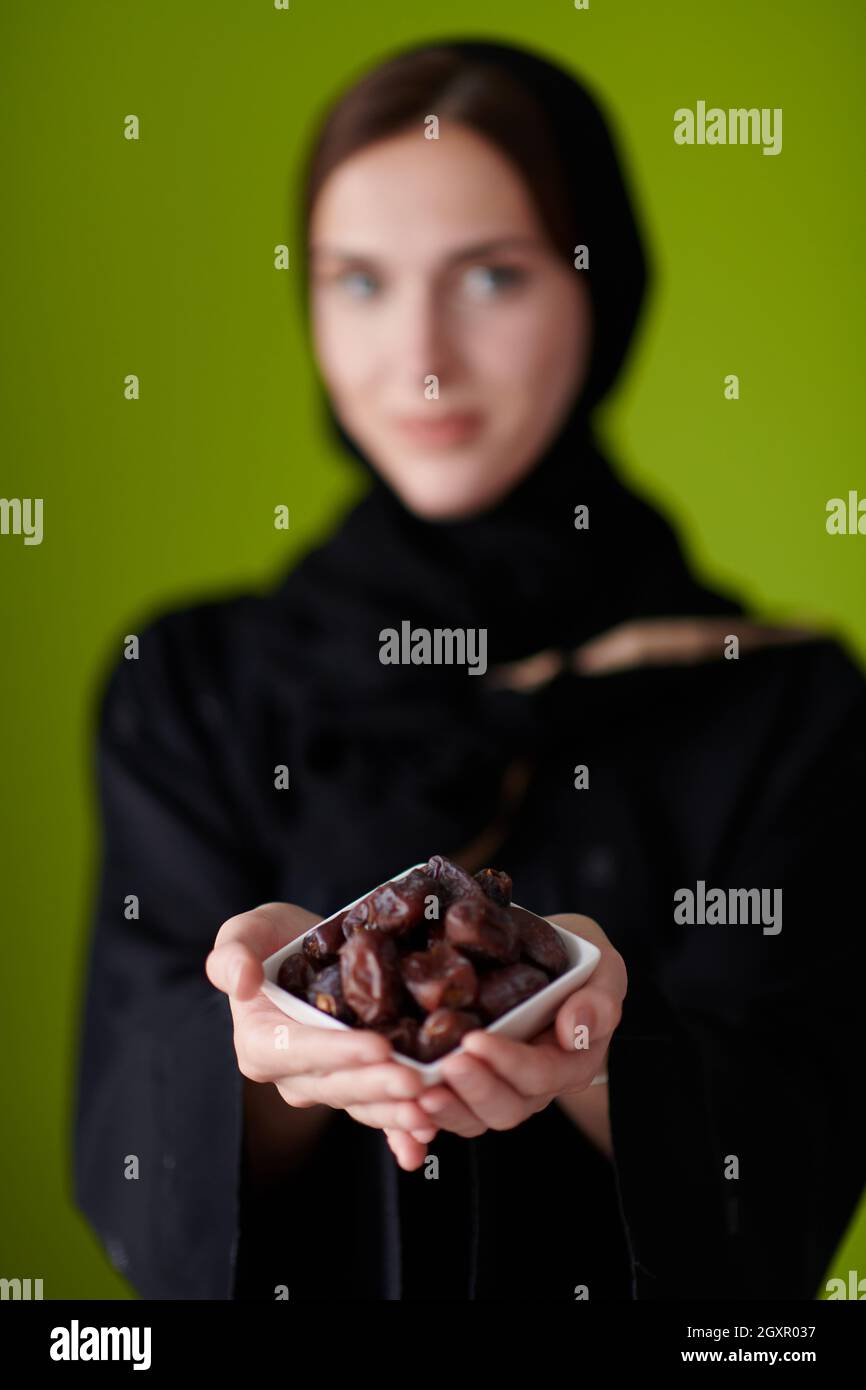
[462,264,527,299]
[337,268,380,299]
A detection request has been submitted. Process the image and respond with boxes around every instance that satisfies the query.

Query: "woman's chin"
[397,484,510,522]
[379,461,524,522]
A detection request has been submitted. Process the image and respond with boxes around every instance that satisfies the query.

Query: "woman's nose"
[389,281,457,391]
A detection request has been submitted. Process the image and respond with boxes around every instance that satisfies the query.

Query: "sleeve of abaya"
[72,623,269,1299]
[606,645,866,1300]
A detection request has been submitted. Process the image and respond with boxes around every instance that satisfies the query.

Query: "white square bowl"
[261,862,601,1086]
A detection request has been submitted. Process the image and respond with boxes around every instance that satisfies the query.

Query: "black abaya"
[74,615,866,1300]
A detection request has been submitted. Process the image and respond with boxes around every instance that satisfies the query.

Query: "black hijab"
[266,39,742,906]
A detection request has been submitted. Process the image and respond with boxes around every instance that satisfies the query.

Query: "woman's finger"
[415,1081,490,1137]
[459,1029,584,1098]
[338,1098,434,1131]
[554,984,622,1058]
[238,1014,394,1081]
[206,902,321,1003]
[436,1050,539,1131]
[276,1061,425,1107]
[383,1129,430,1171]
[545,914,627,1051]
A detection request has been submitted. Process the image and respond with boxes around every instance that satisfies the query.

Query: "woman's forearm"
[242,1076,337,1181]
[555,1084,613,1161]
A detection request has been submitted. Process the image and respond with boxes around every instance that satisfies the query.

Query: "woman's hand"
[385,914,625,1170]
[205,902,439,1143]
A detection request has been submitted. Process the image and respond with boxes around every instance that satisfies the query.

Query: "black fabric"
[232,1090,633,1302]
[469,1102,634,1301]
[271,430,743,910]
[232,1108,398,1301]
[74,621,866,1300]
[72,38,866,1301]
[277,37,745,906]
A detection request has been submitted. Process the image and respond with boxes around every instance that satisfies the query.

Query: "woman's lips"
[392,411,483,446]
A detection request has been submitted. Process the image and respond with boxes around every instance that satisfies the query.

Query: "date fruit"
[444,895,520,965]
[401,941,478,1013]
[278,953,313,997]
[475,867,513,906]
[371,1016,421,1059]
[417,1008,483,1062]
[306,962,356,1023]
[342,870,435,938]
[303,913,347,966]
[277,856,571,1063]
[425,854,482,906]
[478,963,550,1021]
[340,930,404,1025]
[515,912,569,978]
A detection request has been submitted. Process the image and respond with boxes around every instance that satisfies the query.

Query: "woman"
[74,39,866,1301]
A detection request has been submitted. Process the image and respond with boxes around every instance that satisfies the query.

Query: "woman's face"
[308,120,592,519]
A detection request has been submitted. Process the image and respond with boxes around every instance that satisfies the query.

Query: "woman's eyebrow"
[442,236,545,264]
[308,236,545,267]
[308,245,377,265]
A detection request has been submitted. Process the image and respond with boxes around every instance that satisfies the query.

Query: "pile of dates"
[277,855,569,1062]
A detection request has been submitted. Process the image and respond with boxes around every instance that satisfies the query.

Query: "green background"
[1,0,864,1299]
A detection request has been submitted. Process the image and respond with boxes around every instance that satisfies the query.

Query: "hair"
[301,45,583,261]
